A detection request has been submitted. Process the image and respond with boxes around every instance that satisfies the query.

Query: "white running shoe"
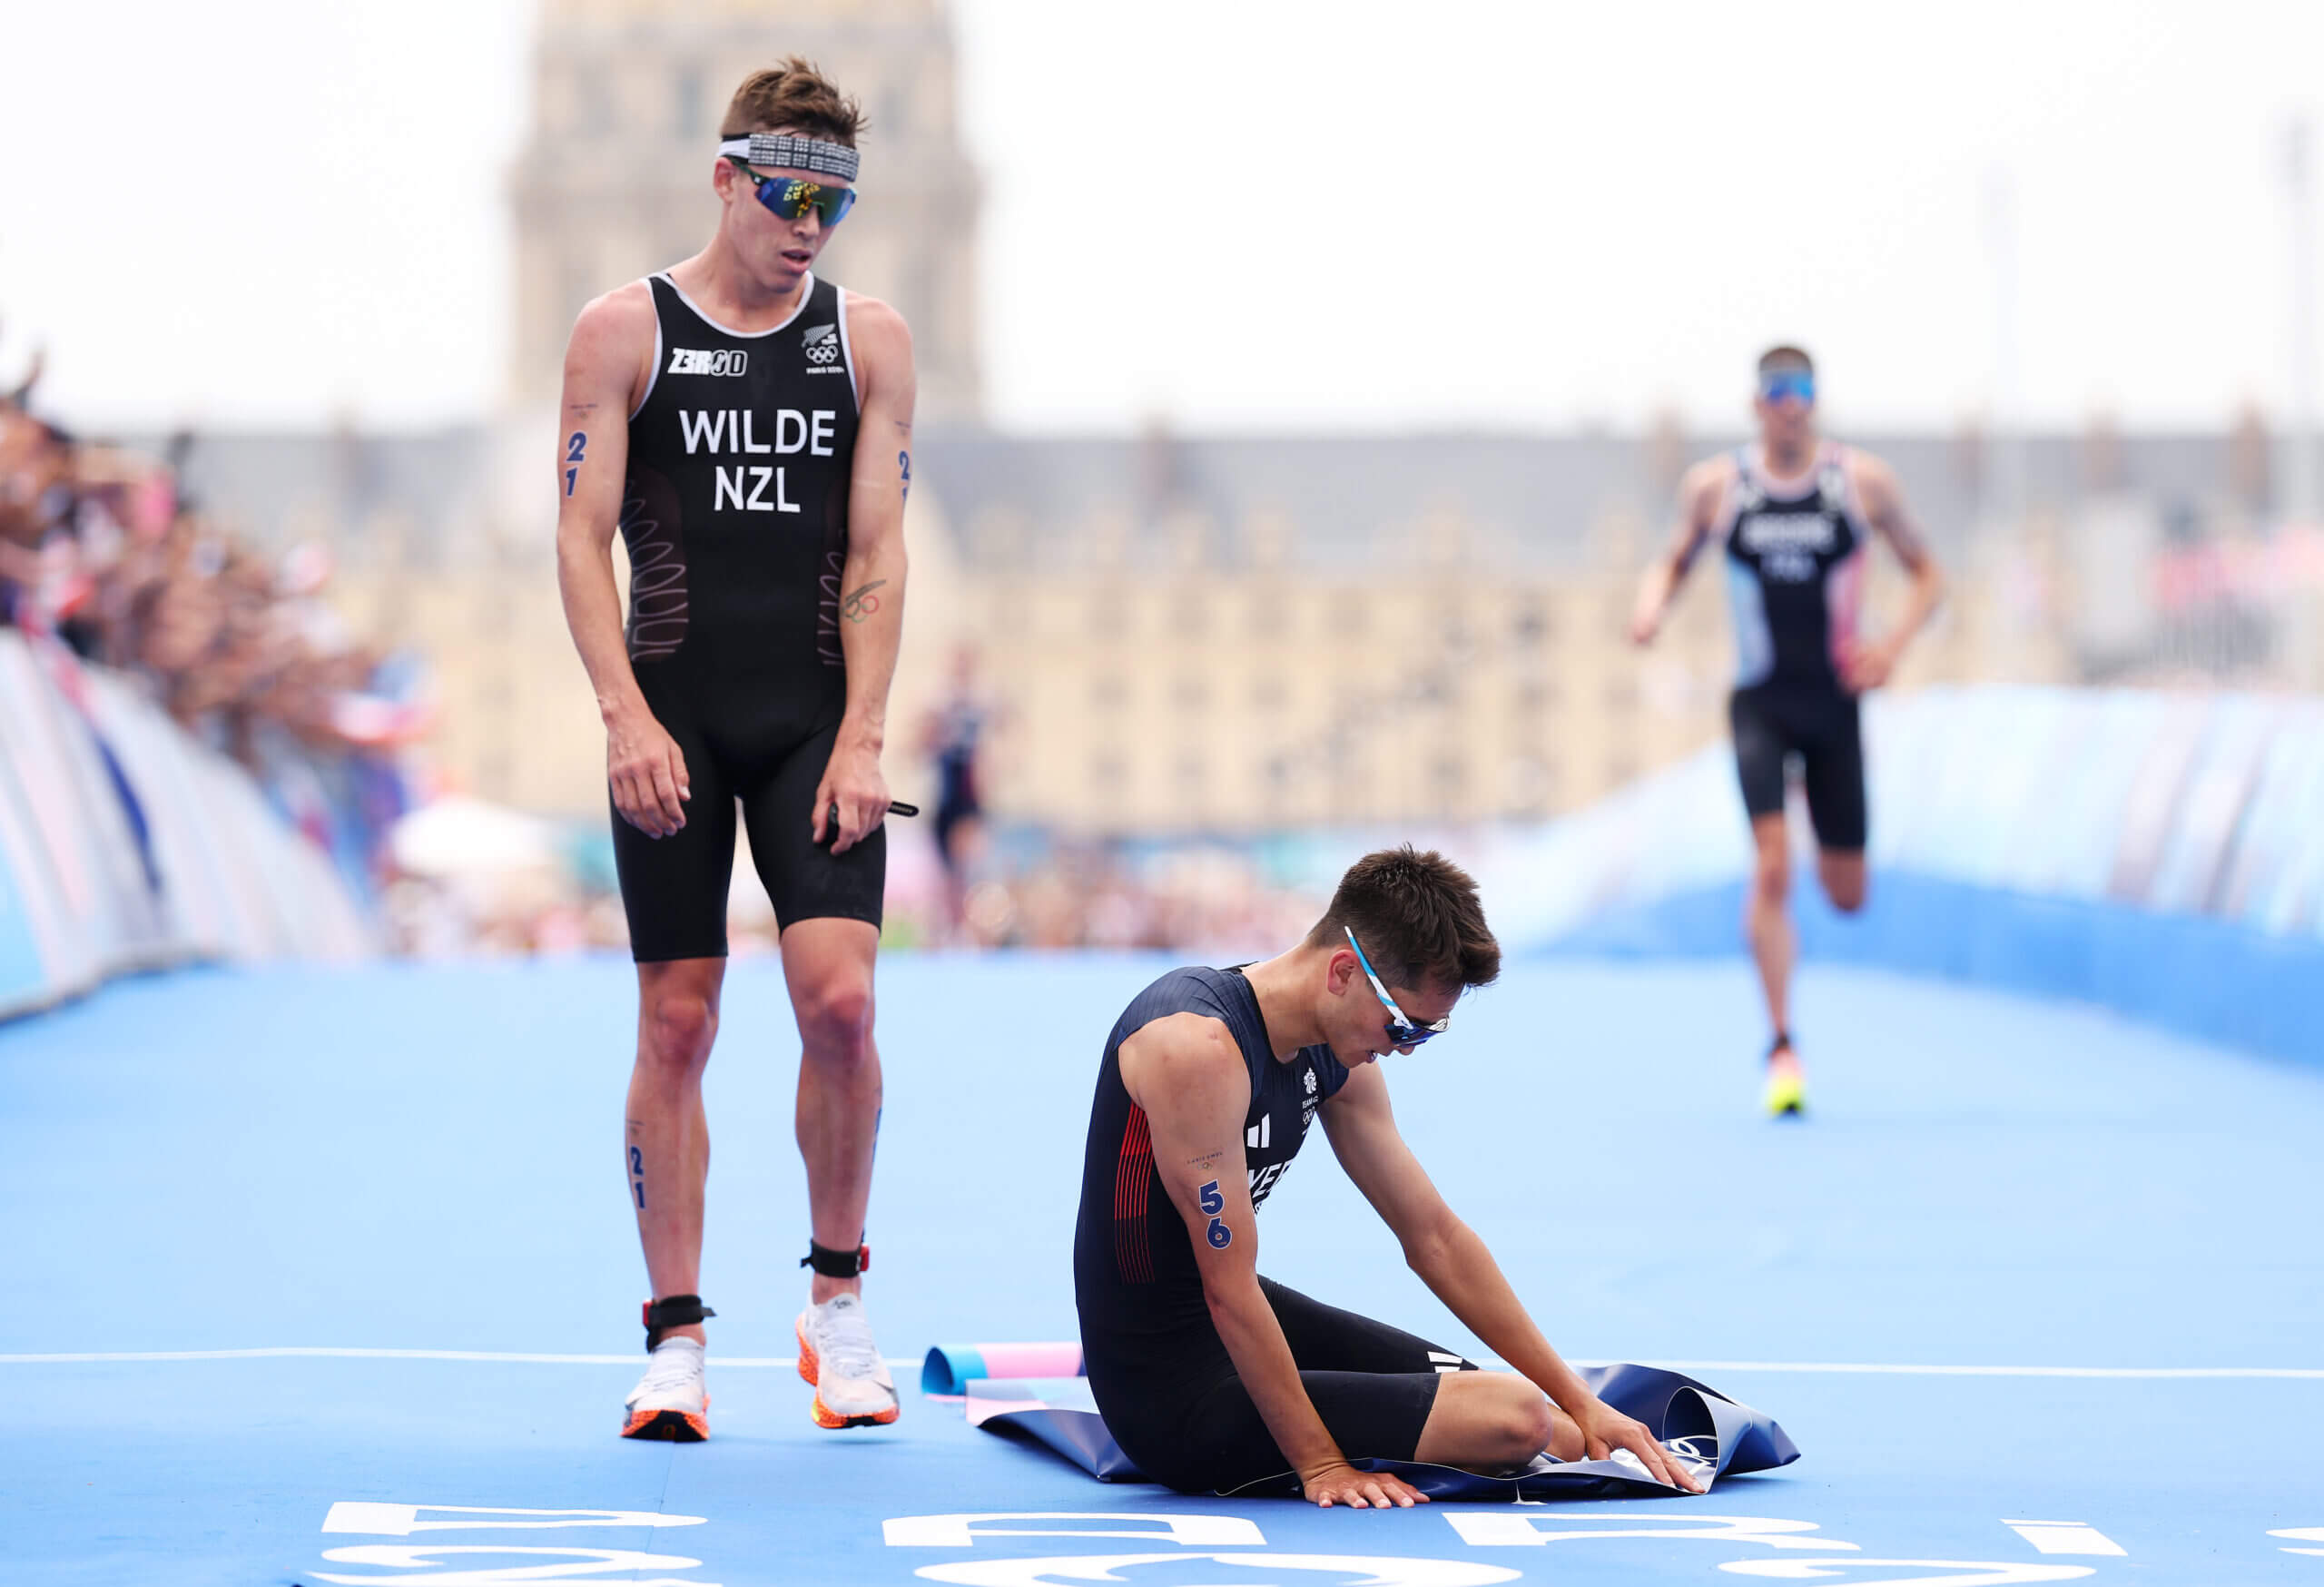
[622,1336,709,1442]
[795,1293,899,1428]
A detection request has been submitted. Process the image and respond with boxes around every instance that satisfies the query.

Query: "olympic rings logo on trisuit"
[802,324,842,365]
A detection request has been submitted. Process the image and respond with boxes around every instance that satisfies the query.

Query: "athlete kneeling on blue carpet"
[1072,846,1705,1506]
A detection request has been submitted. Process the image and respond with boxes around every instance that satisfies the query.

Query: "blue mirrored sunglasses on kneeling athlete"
[1344,927,1451,1049]
[1759,369,1816,405]
[731,161,858,225]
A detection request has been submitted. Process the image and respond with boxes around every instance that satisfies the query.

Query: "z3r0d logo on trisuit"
[668,348,748,377]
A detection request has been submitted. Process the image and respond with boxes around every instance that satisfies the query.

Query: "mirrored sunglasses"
[732,162,858,226]
[1759,370,1816,405]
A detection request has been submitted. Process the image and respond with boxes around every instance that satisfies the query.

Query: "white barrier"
[0,631,374,1020]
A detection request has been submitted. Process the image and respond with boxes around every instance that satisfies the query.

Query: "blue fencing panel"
[1498,685,2324,1070]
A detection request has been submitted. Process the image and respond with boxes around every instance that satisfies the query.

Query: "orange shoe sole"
[810,1394,900,1429]
[621,1387,709,1442]
[621,1406,709,1442]
[797,1316,899,1428]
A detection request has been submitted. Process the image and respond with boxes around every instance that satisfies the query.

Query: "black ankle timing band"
[642,1293,715,1351]
[802,1240,870,1278]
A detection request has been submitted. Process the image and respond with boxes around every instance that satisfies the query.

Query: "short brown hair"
[1758,344,1814,376]
[721,57,864,146]
[1305,845,1501,994]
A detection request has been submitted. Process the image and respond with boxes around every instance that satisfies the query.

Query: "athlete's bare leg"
[782,917,881,1304]
[1817,848,1866,914]
[940,813,986,945]
[626,957,726,1344]
[1746,813,1795,1040]
[1413,1372,1578,1471]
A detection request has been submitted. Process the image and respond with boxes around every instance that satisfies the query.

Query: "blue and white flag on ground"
[923,1347,1798,1500]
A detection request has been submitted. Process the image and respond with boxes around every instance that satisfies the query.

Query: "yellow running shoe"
[1763,1036,1807,1119]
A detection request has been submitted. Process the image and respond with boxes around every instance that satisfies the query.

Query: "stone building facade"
[270,423,2067,827]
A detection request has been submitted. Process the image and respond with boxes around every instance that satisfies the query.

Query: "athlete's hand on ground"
[1838,636,1899,692]
[606,705,690,838]
[1299,1459,1428,1509]
[1576,1397,1704,1493]
[813,734,889,855]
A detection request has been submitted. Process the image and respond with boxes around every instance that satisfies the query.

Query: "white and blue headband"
[716,133,859,182]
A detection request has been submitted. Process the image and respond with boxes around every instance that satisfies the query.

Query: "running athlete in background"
[554,59,916,1438]
[1630,347,1943,1116]
[920,644,990,943]
[1073,846,1703,1504]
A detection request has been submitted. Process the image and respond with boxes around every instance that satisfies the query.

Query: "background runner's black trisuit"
[1073,966,1476,1495]
[929,696,984,873]
[1714,443,1869,849]
[612,271,882,960]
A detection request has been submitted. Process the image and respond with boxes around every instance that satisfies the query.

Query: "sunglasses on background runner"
[729,161,859,226]
[1759,370,1816,405]
[1344,927,1452,1050]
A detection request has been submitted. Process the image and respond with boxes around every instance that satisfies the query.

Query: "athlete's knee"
[1820,855,1867,913]
[794,973,874,1058]
[640,990,718,1074]
[1747,818,1789,905]
[1506,1386,1556,1462]
[1433,1373,1554,1465]
[1478,1377,1555,1464]
[1750,851,1790,906]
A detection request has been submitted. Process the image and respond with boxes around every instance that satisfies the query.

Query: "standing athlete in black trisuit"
[1630,347,1944,1115]
[1073,847,1703,1505]
[556,59,916,1437]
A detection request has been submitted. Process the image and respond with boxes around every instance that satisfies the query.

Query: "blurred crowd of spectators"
[0,340,425,898]
[935,840,1322,959]
[382,818,1324,962]
[0,358,426,764]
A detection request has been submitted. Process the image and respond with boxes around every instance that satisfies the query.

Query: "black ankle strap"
[642,1293,715,1351]
[801,1241,869,1278]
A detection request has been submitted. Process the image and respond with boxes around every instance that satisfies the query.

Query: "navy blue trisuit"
[1072,966,1478,1494]
[610,270,883,960]
[927,695,985,873]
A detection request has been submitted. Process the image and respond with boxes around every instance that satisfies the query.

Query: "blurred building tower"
[508,0,983,421]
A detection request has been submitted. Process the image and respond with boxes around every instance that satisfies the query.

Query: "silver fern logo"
[802,323,841,366]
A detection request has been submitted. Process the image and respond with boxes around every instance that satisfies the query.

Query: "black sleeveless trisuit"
[1712,443,1871,850]
[611,271,882,959]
